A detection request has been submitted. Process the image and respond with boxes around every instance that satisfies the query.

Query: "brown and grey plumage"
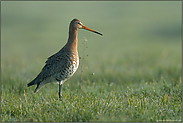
[27,18,103,101]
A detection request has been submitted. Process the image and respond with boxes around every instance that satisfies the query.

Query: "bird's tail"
[27,78,44,93]
[27,80,36,87]
[27,80,39,93]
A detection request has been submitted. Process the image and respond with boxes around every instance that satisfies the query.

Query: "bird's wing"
[34,47,71,83]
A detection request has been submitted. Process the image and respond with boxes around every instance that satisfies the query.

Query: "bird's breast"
[55,50,79,83]
[70,52,79,76]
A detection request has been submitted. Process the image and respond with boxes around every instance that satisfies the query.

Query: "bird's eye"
[78,22,81,25]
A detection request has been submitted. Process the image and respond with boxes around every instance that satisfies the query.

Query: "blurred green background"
[1,1,182,122]
[1,1,181,87]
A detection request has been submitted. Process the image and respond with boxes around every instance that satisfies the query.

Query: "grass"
[1,77,182,122]
[1,1,182,122]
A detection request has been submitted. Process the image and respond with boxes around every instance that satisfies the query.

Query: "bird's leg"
[58,82,62,101]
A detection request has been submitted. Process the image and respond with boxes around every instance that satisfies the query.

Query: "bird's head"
[70,18,103,36]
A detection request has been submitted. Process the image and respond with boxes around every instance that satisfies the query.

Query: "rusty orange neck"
[66,28,78,52]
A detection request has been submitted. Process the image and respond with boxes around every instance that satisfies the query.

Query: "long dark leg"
[58,82,62,101]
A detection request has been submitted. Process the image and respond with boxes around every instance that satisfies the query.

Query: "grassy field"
[1,1,182,122]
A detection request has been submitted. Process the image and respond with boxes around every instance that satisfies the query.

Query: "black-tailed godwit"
[27,18,103,101]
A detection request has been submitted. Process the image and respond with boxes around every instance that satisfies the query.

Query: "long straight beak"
[82,25,103,36]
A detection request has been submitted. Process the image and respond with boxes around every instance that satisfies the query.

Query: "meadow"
[1,1,182,122]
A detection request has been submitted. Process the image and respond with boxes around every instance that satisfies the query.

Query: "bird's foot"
[58,92,62,101]
[59,97,62,102]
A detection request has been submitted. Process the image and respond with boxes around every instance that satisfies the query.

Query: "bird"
[27,18,103,101]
